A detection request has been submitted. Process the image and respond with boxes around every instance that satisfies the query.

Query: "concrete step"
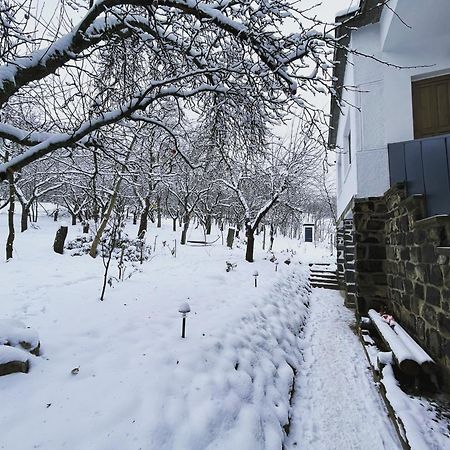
[310,282,340,290]
[309,277,339,285]
[310,272,337,279]
[310,268,337,275]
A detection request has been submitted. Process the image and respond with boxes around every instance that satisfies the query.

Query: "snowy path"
[285,289,401,450]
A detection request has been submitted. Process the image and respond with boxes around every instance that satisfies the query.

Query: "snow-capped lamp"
[253,271,259,287]
[178,302,191,338]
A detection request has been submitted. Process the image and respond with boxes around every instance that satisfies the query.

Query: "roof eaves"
[328,0,385,149]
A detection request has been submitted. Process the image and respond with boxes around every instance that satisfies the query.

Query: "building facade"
[331,0,450,387]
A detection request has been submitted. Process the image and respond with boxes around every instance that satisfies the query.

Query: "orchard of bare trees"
[0,0,346,262]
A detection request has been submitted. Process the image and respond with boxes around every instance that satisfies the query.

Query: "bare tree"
[0,0,338,181]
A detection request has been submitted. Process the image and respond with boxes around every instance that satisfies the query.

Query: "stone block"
[367,219,385,231]
[344,271,355,283]
[401,293,411,309]
[395,233,405,246]
[405,232,414,246]
[410,295,421,315]
[409,246,421,263]
[416,316,426,342]
[422,244,437,264]
[414,283,425,300]
[443,337,450,360]
[368,245,387,260]
[437,255,449,265]
[415,265,428,283]
[356,260,384,273]
[405,261,416,277]
[375,202,387,214]
[423,304,438,327]
[399,215,409,232]
[438,313,450,336]
[428,265,443,287]
[425,285,441,307]
[426,328,442,358]
[400,247,410,260]
[413,228,426,245]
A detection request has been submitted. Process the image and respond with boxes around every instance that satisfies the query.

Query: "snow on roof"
[336,1,361,19]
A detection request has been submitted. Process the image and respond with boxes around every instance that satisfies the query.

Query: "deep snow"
[0,211,326,449]
[285,288,401,450]
[0,209,405,450]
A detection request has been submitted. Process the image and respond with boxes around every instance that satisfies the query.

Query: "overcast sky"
[37,0,355,142]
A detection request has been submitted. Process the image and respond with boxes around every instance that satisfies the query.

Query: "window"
[347,132,352,165]
[412,74,450,139]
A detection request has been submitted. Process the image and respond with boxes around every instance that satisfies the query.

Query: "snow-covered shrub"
[66,231,151,263]
[66,235,92,256]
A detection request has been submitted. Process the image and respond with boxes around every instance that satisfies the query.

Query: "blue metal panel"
[404,140,425,195]
[447,137,450,191]
[388,142,406,185]
[421,137,450,215]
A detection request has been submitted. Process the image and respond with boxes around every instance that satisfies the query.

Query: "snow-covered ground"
[285,289,401,450]
[0,209,411,450]
[0,210,329,449]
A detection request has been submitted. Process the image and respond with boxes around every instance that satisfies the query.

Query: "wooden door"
[412,74,450,139]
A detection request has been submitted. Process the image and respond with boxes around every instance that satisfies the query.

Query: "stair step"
[310,269,337,274]
[310,283,340,290]
[310,278,338,284]
[310,273,337,279]
[309,278,338,285]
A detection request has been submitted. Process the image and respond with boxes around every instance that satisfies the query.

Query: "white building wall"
[336,0,450,219]
[336,51,358,217]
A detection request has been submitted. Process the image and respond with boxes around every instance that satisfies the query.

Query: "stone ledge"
[383,182,406,198]
[399,194,425,209]
[414,215,450,230]
[436,247,450,256]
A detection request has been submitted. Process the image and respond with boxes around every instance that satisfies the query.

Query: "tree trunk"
[21,205,29,232]
[269,224,275,252]
[53,225,68,254]
[89,176,122,258]
[71,213,76,226]
[31,201,38,222]
[226,228,235,248]
[157,196,162,228]
[137,198,150,238]
[54,208,59,222]
[172,217,177,232]
[93,204,99,223]
[262,225,266,250]
[245,227,255,263]
[180,215,190,245]
[6,173,15,260]
[206,215,212,235]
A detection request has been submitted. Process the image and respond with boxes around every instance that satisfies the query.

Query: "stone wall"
[351,184,450,388]
[384,185,450,388]
[353,197,389,315]
[337,220,357,308]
